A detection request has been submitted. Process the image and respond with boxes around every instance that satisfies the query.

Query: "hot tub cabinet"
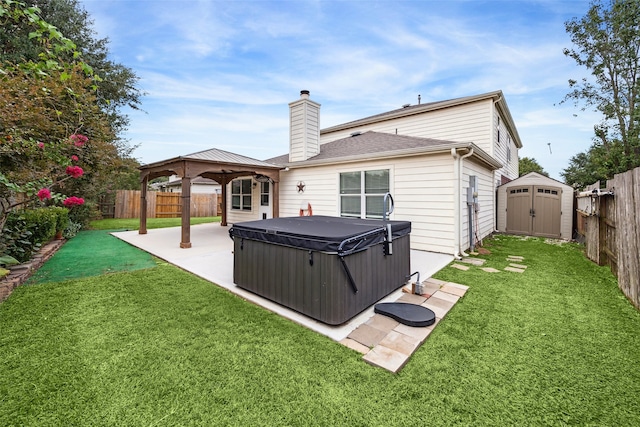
[229,216,411,325]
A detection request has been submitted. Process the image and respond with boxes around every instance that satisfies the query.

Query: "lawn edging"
[0,239,65,302]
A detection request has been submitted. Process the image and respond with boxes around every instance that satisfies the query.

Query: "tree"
[562,0,640,186]
[1,0,142,203]
[1,0,143,129]
[519,157,549,177]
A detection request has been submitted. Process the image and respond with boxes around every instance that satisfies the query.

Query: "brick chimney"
[289,90,320,162]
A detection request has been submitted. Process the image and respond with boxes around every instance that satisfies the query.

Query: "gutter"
[281,142,501,170]
[452,146,474,259]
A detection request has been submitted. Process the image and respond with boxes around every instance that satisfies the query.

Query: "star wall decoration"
[296,181,306,193]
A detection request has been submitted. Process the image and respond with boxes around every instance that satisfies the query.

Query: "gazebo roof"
[141,147,280,170]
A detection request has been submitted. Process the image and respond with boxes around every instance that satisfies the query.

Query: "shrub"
[67,201,99,229]
[63,221,82,239]
[50,207,70,234]
[0,213,38,263]
[21,208,57,245]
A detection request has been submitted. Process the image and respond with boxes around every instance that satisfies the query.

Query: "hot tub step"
[374,302,435,327]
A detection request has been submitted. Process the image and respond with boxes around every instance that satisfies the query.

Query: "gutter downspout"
[451,146,474,259]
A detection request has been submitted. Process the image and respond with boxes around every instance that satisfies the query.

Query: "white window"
[231,179,252,211]
[339,169,389,219]
[507,135,512,164]
[260,181,269,206]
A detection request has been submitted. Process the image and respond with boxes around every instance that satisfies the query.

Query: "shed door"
[506,187,532,234]
[532,186,561,238]
[506,185,562,238]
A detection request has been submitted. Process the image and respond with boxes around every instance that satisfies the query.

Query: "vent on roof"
[402,103,411,108]
[350,131,362,137]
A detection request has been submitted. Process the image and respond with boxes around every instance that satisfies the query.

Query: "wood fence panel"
[113,190,219,219]
[614,168,640,308]
[156,193,182,218]
[581,166,640,309]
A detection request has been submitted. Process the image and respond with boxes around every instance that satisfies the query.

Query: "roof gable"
[320,90,522,149]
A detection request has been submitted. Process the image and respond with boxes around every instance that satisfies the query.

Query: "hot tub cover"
[229,215,411,254]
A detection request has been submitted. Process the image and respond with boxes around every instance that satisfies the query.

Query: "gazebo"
[138,148,282,248]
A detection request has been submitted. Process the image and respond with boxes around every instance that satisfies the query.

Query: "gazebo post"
[221,178,228,226]
[180,176,192,248]
[272,180,279,218]
[139,175,148,235]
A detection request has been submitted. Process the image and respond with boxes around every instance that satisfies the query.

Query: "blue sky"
[80,0,598,181]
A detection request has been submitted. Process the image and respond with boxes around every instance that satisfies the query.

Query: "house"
[138,90,522,254]
[225,90,522,256]
[157,175,222,194]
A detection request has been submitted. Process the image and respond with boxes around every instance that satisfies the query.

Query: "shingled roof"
[266,131,501,170]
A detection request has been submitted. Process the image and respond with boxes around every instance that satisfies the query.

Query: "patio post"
[139,175,148,234]
[272,180,279,218]
[180,176,192,248]
[221,178,228,226]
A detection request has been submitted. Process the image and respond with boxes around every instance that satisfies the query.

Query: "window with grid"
[231,179,252,211]
[340,169,389,219]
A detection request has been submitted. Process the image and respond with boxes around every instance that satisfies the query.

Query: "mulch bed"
[0,239,65,303]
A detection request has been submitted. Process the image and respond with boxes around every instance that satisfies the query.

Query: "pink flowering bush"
[63,196,84,207]
[37,188,51,201]
[71,155,79,162]
[65,165,84,178]
[69,134,88,147]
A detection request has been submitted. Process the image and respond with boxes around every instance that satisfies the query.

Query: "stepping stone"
[482,267,500,273]
[374,302,436,327]
[509,263,527,269]
[451,264,469,271]
[459,258,486,266]
[507,255,524,261]
[504,266,525,273]
[438,284,466,298]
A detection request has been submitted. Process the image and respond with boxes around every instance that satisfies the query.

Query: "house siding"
[492,107,519,183]
[461,160,496,250]
[321,100,494,154]
[277,154,458,254]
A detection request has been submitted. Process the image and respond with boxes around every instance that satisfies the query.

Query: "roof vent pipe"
[418,94,421,104]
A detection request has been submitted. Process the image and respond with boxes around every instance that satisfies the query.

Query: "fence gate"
[506,185,562,238]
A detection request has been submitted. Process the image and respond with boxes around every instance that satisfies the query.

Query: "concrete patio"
[113,222,461,372]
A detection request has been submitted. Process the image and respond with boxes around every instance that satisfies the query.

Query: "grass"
[1,234,640,425]
[89,216,220,230]
[26,230,157,284]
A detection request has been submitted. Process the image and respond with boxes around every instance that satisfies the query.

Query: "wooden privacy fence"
[577,166,640,309]
[113,190,220,219]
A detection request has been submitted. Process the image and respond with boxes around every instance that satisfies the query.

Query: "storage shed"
[497,172,573,239]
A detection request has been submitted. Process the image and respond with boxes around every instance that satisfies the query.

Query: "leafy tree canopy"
[519,157,549,177]
[562,0,640,187]
[1,0,143,132]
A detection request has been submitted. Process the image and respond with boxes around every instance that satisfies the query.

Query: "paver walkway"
[341,278,468,372]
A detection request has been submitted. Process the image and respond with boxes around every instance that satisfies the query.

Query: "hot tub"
[229,216,411,325]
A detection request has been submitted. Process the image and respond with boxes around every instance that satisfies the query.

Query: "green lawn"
[1,234,639,425]
[89,216,220,230]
